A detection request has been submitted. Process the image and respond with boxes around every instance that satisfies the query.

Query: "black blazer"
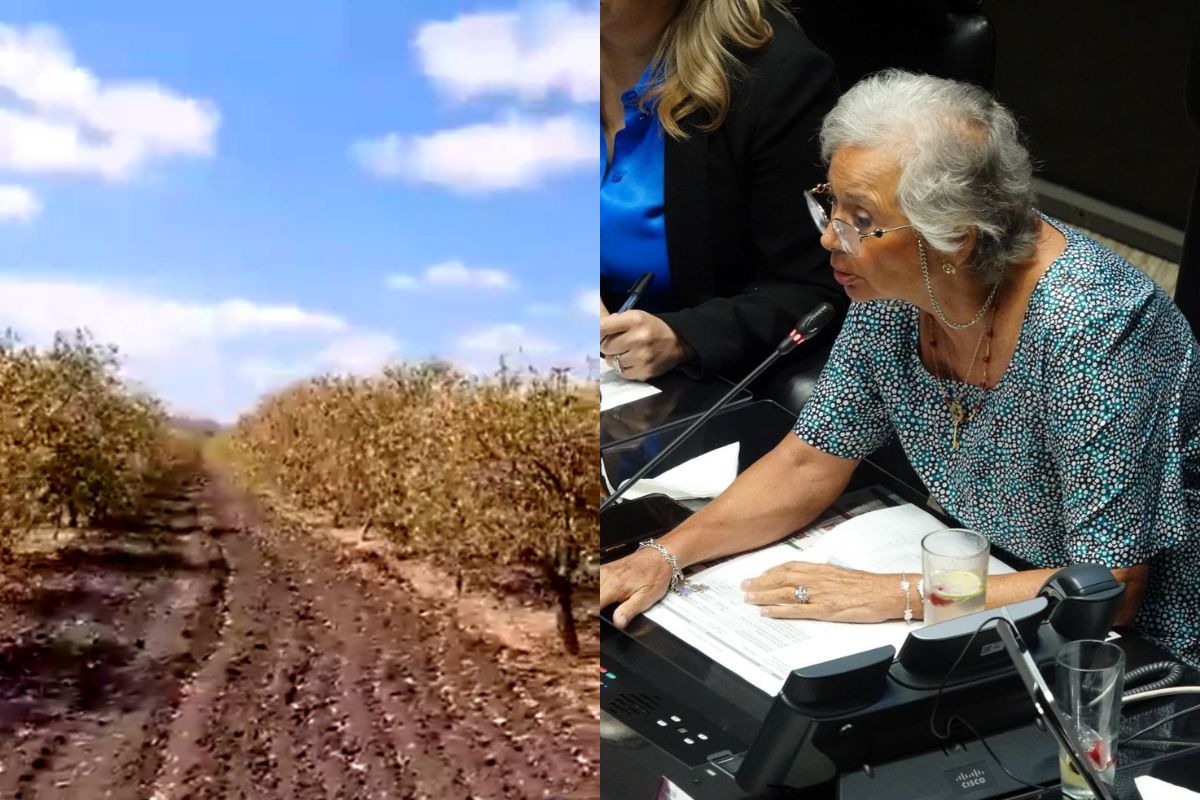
[652,11,847,376]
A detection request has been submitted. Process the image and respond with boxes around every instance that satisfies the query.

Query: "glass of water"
[921,528,989,624]
[1056,639,1125,799]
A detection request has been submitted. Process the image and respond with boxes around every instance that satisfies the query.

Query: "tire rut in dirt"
[1,463,599,799]
[0,469,228,800]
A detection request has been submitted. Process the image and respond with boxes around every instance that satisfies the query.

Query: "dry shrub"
[227,364,599,654]
[0,329,170,555]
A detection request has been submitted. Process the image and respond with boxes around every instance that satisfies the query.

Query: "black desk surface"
[602,399,796,494]
[602,398,933,509]
[600,458,1200,800]
[601,370,752,451]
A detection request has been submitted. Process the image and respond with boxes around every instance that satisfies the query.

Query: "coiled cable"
[1123,661,1186,699]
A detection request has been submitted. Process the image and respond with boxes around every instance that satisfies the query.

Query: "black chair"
[1173,3,1200,339]
[791,0,996,95]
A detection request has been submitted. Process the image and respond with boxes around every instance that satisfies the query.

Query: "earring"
[941,262,957,275]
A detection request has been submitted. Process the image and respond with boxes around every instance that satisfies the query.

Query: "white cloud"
[450,333,598,380]
[457,323,557,356]
[351,114,594,192]
[414,3,598,103]
[0,277,345,359]
[0,275,393,423]
[575,288,600,317]
[0,184,39,221]
[351,4,597,195]
[426,260,513,289]
[235,356,308,393]
[237,332,403,394]
[0,24,218,181]
[214,299,345,336]
[313,332,402,375]
[387,259,515,292]
[526,302,563,316]
[449,322,558,377]
[386,274,420,291]
[526,289,602,318]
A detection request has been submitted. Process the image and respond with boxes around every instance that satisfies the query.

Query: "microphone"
[775,301,837,354]
[600,302,837,512]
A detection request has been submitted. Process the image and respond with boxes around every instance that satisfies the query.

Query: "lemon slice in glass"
[928,570,984,605]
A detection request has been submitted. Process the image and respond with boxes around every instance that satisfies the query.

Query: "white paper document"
[1135,776,1200,799]
[600,364,661,411]
[619,442,739,502]
[643,500,1016,696]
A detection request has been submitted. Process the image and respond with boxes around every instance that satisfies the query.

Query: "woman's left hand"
[600,310,693,380]
[741,562,898,623]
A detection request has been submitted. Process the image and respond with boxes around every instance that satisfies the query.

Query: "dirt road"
[0,462,598,800]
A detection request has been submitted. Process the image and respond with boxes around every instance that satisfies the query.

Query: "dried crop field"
[0,331,600,800]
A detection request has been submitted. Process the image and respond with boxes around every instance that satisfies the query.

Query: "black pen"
[616,272,654,313]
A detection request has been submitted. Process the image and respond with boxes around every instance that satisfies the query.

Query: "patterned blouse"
[794,218,1200,668]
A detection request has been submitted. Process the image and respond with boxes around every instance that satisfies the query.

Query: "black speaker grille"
[608,691,660,717]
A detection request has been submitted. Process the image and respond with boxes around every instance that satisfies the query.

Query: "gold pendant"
[948,399,964,450]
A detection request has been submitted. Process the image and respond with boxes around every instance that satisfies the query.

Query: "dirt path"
[0,461,598,800]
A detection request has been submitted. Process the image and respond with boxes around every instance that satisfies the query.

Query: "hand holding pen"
[600,273,653,374]
[599,272,694,382]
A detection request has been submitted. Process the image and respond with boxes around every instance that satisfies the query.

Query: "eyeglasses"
[803,183,913,256]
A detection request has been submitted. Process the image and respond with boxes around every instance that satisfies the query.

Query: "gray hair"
[819,69,1040,285]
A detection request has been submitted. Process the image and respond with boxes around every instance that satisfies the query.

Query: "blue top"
[600,65,672,312]
[794,218,1200,667]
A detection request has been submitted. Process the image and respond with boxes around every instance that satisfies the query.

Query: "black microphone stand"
[600,303,835,512]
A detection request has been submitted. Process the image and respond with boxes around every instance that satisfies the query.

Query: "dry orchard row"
[222,364,599,654]
[0,329,179,554]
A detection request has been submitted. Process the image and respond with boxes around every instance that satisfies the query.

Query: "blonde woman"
[599,0,845,381]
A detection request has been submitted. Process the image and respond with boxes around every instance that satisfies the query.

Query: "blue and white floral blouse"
[794,218,1200,668]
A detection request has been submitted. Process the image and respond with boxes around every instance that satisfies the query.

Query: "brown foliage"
[224,364,600,653]
[0,329,171,553]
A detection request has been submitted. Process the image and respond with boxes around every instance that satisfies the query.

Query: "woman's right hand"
[600,546,674,629]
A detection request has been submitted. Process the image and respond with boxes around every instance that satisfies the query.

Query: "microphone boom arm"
[599,303,835,512]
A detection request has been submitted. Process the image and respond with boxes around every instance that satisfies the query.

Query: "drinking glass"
[921,528,989,624]
[1056,639,1125,799]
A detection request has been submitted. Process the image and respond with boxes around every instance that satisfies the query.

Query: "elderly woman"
[601,69,1200,669]
[599,0,844,381]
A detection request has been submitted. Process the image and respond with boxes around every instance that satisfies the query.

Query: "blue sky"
[0,0,599,422]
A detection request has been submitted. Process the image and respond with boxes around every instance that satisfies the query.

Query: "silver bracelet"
[638,539,684,593]
[900,573,914,624]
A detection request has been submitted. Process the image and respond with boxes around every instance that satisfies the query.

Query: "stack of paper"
[600,364,661,411]
[1135,777,1200,799]
[618,442,740,502]
[644,502,1015,696]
